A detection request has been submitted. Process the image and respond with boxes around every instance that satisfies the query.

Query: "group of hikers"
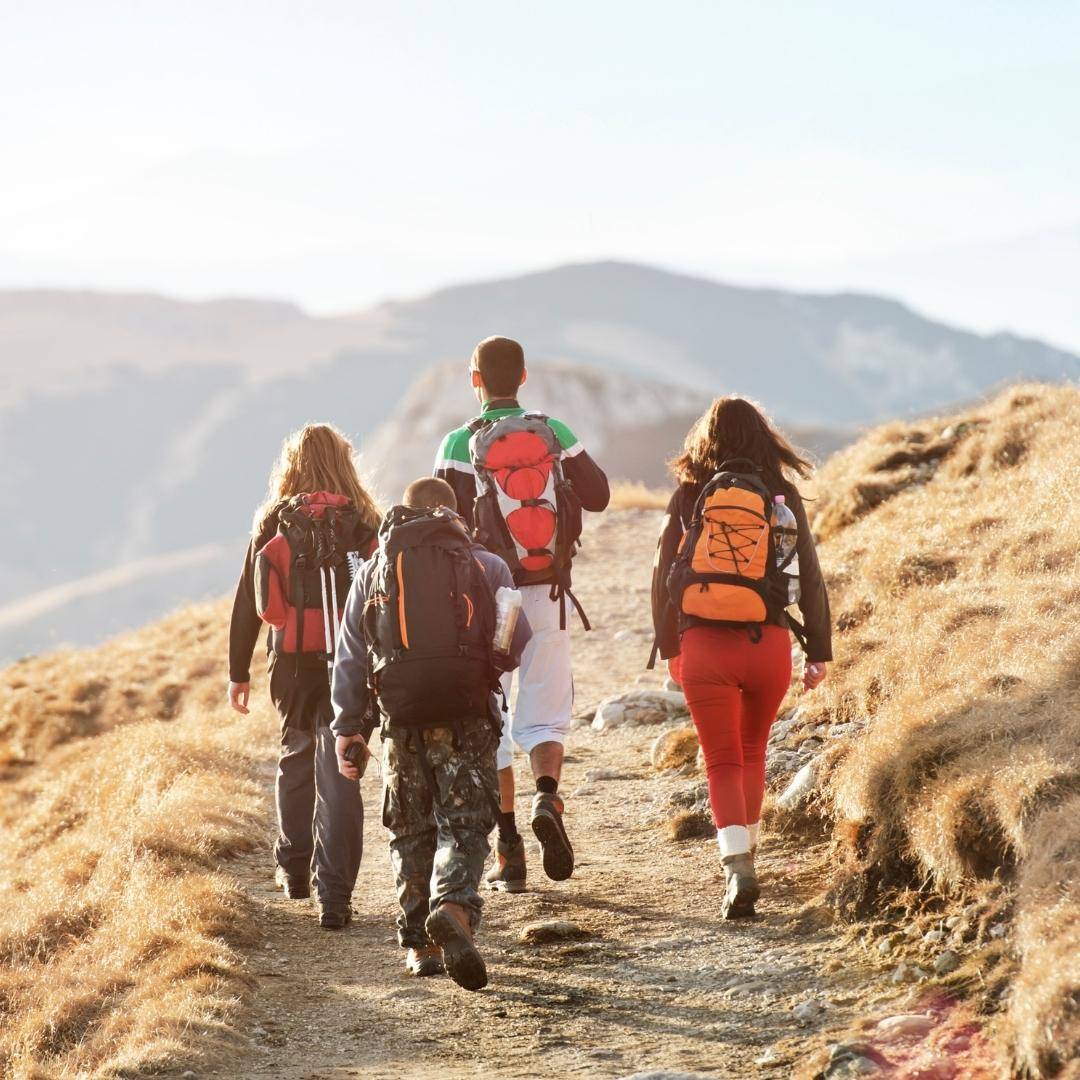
[227,335,832,991]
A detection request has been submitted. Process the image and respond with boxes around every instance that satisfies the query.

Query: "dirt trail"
[226,510,884,1079]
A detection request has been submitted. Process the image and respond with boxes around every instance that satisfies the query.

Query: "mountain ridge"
[2,259,1075,658]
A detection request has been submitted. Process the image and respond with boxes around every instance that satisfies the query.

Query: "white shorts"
[497,584,574,770]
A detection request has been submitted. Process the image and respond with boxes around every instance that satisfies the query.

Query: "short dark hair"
[403,476,458,511]
[472,336,525,398]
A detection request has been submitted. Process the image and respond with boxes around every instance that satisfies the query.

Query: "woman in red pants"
[652,397,832,918]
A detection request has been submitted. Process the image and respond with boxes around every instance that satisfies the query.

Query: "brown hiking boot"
[485,835,527,893]
[425,903,487,991]
[318,902,352,930]
[275,866,310,900]
[720,853,760,919]
[530,792,574,881]
[405,946,445,978]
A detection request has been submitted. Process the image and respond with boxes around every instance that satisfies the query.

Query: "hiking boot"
[405,946,445,978]
[530,791,574,881]
[485,835,527,893]
[425,903,487,991]
[275,866,311,900]
[318,902,352,930]
[720,853,760,919]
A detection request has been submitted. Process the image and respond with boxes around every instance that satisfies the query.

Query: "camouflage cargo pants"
[381,715,499,949]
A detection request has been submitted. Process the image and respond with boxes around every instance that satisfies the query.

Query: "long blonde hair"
[253,423,381,537]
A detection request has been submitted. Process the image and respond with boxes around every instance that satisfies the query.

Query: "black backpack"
[362,505,499,728]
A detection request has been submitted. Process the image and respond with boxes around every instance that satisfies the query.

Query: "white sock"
[748,822,761,849]
[716,825,750,857]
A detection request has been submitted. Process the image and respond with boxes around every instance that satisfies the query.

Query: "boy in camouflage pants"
[331,478,530,990]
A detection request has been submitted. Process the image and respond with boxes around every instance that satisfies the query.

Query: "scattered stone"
[569,786,596,798]
[989,922,1007,939]
[890,962,928,984]
[592,689,689,731]
[765,749,802,782]
[876,932,902,955]
[827,722,862,738]
[182,1073,197,1079]
[944,915,963,930]
[792,997,827,1024]
[771,705,805,742]
[825,1042,891,1077]
[923,928,946,945]
[519,920,590,945]
[778,760,819,809]
[800,737,825,753]
[933,949,960,975]
[664,782,709,810]
[583,767,634,782]
[613,628,636,642]
[663,677,682,693]
[876,1013,935,1040]
[755,1045,780,1066]
[650,726,699,770]
[723,979,771,998]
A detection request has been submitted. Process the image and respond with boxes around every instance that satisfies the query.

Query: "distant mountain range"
[1,260,1075,660]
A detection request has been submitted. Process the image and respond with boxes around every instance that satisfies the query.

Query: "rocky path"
[219,511,960,1080]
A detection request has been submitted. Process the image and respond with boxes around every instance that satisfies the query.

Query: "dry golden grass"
[608,480,671,510]
[795,383,1080,1077]
[0,600,273,1078]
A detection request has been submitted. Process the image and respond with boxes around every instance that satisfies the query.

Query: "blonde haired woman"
[227,424,381,928]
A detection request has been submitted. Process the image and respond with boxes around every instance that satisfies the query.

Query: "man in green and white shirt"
[434,336,610,892]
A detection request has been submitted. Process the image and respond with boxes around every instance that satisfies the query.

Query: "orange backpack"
[667,460,788,631]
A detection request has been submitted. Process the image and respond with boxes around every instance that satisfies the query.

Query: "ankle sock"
[497,811,519,845]
[716,824,751,857]
[536,775,558,795]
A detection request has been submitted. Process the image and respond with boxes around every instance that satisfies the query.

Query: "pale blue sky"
[2,1,1079,348]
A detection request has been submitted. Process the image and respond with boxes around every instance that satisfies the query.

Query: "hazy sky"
[3,1,1079,350]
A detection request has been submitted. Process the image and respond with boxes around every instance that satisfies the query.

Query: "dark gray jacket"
[330,540,532,739]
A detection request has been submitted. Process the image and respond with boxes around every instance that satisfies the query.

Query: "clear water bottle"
[772,495,800,606]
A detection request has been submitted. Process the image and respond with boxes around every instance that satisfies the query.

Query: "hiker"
[331,477,531,989]
[651,397,832,918]
[434,336,609,892]
[227,423,381,929]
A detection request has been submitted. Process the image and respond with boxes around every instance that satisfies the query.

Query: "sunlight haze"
[3,1,1079,348]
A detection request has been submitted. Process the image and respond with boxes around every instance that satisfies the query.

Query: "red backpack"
[254,492,376,664]
[467,412,588,629]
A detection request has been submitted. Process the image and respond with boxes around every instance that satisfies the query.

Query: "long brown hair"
[253,423,381,537]
[671,396,813,494]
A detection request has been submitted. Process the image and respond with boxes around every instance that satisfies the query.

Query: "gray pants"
[269,656,364,904]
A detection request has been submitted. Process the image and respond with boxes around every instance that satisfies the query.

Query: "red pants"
[676,625,791,831]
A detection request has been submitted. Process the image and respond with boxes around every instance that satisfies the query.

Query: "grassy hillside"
[1,382,1076,1077]
[788,383,1079,1077]
[0,602,275,1078]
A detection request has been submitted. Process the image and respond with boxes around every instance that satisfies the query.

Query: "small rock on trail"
[650,725,699,770]
[518,920,590,944]
[876,1013,935,1040]
[592,689,688,730]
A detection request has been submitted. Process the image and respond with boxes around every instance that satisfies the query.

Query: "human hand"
[803,662,827,691]
[336,734,370,780]
[227,681,250,715]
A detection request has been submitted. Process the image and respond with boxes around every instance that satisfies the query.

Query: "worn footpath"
[215,511,943,1080]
